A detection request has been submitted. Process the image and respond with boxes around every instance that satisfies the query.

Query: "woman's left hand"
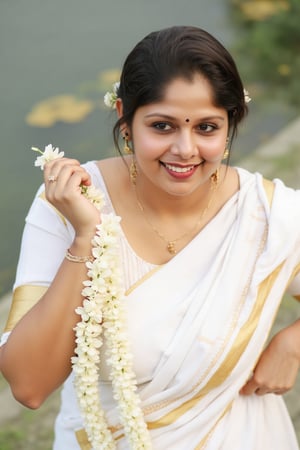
[240,319,300,396]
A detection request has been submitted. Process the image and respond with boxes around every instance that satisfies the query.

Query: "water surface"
[0,0,296,295]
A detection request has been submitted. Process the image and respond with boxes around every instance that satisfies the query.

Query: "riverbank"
[1,117,300,447]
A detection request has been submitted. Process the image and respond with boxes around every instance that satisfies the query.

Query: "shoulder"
[83,156,129,177]
[235,166,294,204]
[239,169,300,260]
[91,156,132,207]
[96,156,131,189]
[97,156,130,174]
[255,173,300,239]
[81,156,129,188]
[235,166,300,224]
[270,178,300,218]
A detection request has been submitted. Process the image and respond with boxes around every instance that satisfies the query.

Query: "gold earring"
[223,149,229,160]
[223,138,230,160]
[123,134,133,154]
[210,168,219,187]
[130,159,137,185]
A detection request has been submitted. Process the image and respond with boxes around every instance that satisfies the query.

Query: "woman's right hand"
[0,158,102,407]
[44,158,101,239]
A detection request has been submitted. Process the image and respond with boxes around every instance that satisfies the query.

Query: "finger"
[44,158,81,183]
[47,174,58,183]
[255,386,288,395]
[254,387,271,396]
[46,164,90,192]
[56,165,91,189]
[273,389,287,395]
[44,158,81,172]
[239,377,259,396]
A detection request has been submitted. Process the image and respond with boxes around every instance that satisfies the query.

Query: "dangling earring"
[130,158,137,185]
[123,133,133,154]
[210,168,219,187]
[223,138,230,160]
[223,148,229,160]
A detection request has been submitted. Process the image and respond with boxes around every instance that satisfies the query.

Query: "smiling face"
[129,74,229,197]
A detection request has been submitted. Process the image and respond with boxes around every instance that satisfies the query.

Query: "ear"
[115,98,124,119]
[116,98,130,138]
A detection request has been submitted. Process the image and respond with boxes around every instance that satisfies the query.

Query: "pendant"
[167,241,176,254]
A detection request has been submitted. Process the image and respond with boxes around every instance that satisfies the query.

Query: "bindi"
[185,118,190,123]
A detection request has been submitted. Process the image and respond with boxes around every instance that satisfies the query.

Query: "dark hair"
[113,26,248,151]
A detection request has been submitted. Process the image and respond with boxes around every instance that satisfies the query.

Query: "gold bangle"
[65,249,93,263]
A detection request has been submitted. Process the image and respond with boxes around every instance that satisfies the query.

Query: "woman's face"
[128,74,229,197]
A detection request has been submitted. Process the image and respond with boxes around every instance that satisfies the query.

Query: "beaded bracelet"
[65,249,94,263]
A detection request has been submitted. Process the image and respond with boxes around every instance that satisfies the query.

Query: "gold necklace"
[135,169,220,254]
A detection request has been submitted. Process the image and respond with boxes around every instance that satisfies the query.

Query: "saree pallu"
[54,168,300,449]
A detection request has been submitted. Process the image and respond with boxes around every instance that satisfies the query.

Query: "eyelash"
[197,123,218,133]
[153,122,172,131]
[152,122,218,133]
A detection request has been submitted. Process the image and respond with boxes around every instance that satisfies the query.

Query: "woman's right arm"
[0,158,101,408]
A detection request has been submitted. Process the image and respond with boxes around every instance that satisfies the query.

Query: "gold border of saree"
[3,285,48,333]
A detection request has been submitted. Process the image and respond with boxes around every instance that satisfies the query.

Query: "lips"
[160,161,203,179]
[161,161,202,172]
[164,163,195,173]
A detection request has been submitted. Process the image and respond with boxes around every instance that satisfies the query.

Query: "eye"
[152,122,172,131]
[197,123,217,133]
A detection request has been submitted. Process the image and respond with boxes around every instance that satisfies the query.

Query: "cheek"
[134,133,165,157]
[200,137,226,162]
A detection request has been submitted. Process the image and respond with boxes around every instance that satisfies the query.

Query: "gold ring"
[48,175,57,182]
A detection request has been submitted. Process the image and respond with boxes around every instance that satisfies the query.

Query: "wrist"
[70,235,95,257]
[65,249,94,263]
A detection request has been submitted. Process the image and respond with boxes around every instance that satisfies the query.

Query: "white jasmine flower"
[104,81,120,109]
[32,144,64,169]
[243,88,252,103]
[80,184,105,211]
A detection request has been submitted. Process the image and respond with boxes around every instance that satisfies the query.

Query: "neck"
[134,169,220,255]
[134,170,221,218]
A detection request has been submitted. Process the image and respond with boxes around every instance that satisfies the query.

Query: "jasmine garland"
[32,144,151,450]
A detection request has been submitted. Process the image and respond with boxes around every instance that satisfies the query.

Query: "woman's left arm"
[240,318,300,396]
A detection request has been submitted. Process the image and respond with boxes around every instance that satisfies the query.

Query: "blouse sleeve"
[0,184,74,344]
[13,184,74,288]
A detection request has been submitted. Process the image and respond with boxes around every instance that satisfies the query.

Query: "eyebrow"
[144,113,225,121]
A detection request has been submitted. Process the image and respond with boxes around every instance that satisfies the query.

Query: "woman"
[0,26,300,449]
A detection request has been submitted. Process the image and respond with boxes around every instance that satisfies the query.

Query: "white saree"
[1,162,300,449]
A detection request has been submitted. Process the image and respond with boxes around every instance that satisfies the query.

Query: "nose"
[170,129,197,159]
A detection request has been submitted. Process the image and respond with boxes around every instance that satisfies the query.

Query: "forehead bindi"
[141,75,226,122]
[136,74,227,125]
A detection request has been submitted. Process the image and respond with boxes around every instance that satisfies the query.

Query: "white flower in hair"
[32,144,64,170]
[104,81,120,109]
[243,88,251,103]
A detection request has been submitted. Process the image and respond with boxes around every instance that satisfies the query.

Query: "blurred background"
[1,0,299,298]
[0,0,299,448]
